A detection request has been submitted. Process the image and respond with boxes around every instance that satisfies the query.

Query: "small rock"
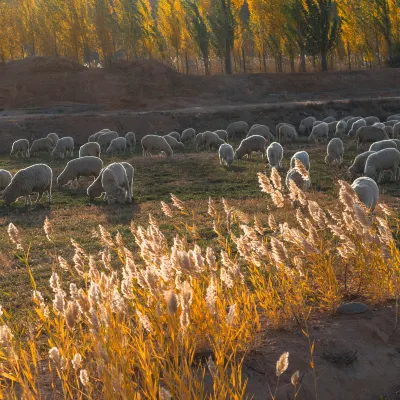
[336,302,368,315]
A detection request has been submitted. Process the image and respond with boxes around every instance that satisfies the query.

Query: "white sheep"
[286,168,311,191]
[57,156,103,188]
[266,142,283,168]
[141,135,173,157]
[348,118,367,138]
[384,126,394,138]
[308,122,329,144]
[313,121,323,127]
[299,117,316,135]
[390,138,400,149]
[47,133,59,146]
[334,120,347,138]
[102,162,132,204]
[275,123,295,138]
[373,122,386,129]
[369,139,397,152]
[79,142,101,158]
[52,137,74,159]
[181,128,196,144]
[88,129,110,143]
[125,132,136,153]
[327,121,338,137]
[347,151,375,180]
[346,117,362,134]
[195,133,204,152]
[30,138,53,157]
[227,121,249,139]
[355,126,389,151]
[98,131,119,152]
[163,135,185,152]
[387,115,400,122]
[167,131,181,142]
[106,137,127,155]
[279,124,298,143]
[325,138,344,165]
[393,122,400,138]
[0,170,12,191]
[351,177,379,210]
[364,148,400,183]
[364,116,380,126]
[323,116,336,123]
[2,164,52,206]
[235,135,267,159]
[10,139,30,157]
[290,151,310,171]
[215,130,229,143]
[219,144,234,168]
[202,131,225,151]
[247,124,274,142]
[87,162,134,201]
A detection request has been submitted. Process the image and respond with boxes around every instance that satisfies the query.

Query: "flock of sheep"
[1,112,400,211]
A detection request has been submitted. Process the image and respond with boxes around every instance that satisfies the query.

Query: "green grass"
[0,137,398,320]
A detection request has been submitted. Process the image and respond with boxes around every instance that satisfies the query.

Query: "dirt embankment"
[0,56,400,111]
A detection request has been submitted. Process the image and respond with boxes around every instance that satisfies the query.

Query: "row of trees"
[0,0,399,73]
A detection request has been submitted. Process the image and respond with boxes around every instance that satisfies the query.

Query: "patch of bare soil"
[0,56,399,110]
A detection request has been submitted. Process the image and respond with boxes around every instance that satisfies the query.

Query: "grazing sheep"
[347,151,375,180]
[364,148,400,183]
[235,135,267,159]
[299,117,316,135]
[215,130,229,143]
[386,115,400,122]
[57,156,103,188]
[88,129,110,143]
[308,122,329,144]
[47,133,59,147]
[167,131,181,142]
[219,144,234,168]
[279,124,298,143]
[355,126,389,151]
[247,124,274,142]
[369,139,397,152]
[290,151,310,171]
[384,121,398,128]
[30,138,53,157]
[391,138,400,149]
[275,123,295,138]
[364,116,380,126]
[98,131,119,152]
[2,164,52,206]
[141,135,173,157]
[266,142,283,168]
[125,132,136,153]
[163,135,185,152]
[87,162,134,201]
[384,126,394,138]
[373,122,386,129]
[102,162,132,204]
[348,118,367,138]
[52,137,74,159]
[393,122,400,138]
[342,116,354,122]
[323,116,336,123]
[106,137,127,156]
[313,121,324,127]
[325,138,344,165]
[79,142,101,158]
[346,117,362,134]
[202,131,225,151]
[327,121,338,137]
[181,128,196,144]
[0,170,12,191]
[11,139,30,158]
[195,133,204,152]
[286,168,311,191]
[351,177,379,210]
[335,120,347,138]
[227,121,249,139]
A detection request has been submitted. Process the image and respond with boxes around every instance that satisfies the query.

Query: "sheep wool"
[219,144,234,168]
[0,169,12,191]
[290,151,310,171]
[57,156,103,188]
[141,135,173,157]
[106,137,127,155]
[364,148,400,183]
[235,135,267,159]
[79,142,101,158]
[11,139,30,158]
[266,142,283,168]
[351,177,379,210]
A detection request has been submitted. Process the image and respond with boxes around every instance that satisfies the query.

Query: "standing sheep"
[195,133,204,152]
[163,135,185,152]
[141,135,173,157]
[125,132,136,153]
[279,124,298,143]
[227,121,249,139]
[286,168,311,191]
[181,128,196,144]
[47,133,59,147]
[308,122,329,144]
[387,115,400,122]
[276,123,296,139]
[369,139,397,152]
[364,148,400,183]
[2,164,52,206]
[346,117,362,134]
[202,131,225,151]
[290,151,310,171]
[235,135,267,159]
[30,138,53,157]
[325,138,344,165]
[88,129,110,143]
[355,126,389,151]
[299,117,316,135]
[215,130,229,143]
[52,137,74,159]
[219,144,234,168]
[98,131,119,153]
[335,120,347,138]
[348,119,367,138]
[57,157,103,188]
[351,177,379,210]
[266,142,283,168]
[0,170,12,191]
[347,151,375,180]
[247,124,274,142]
[11,139,30,158]
[323,116,336,123]
[364,116,380,126]
[102,162,132,204]
[79,142,101,158]
[106,137,127,156]
[167,131,181,142]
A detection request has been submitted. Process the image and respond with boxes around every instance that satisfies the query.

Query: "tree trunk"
[347,41,351,70]
[321,51,328,71]
[185,50,189,74]
[242,45,246,74]
[263,51,267,72]
[300,48,306,72]
[204,55,210,75]
[289,48,295,72]
[225,42,232,74]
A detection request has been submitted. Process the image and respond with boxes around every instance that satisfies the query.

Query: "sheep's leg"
[48,190,52,204]
[35,192,44,204]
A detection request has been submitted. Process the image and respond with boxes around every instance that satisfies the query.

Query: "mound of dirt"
[0,56,399,111]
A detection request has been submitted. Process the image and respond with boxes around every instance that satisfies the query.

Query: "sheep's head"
[177,143,185,151]
[115,188,126,204]
[299,124,305,134]
[2,185,17,205]
[325,154,337,165]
